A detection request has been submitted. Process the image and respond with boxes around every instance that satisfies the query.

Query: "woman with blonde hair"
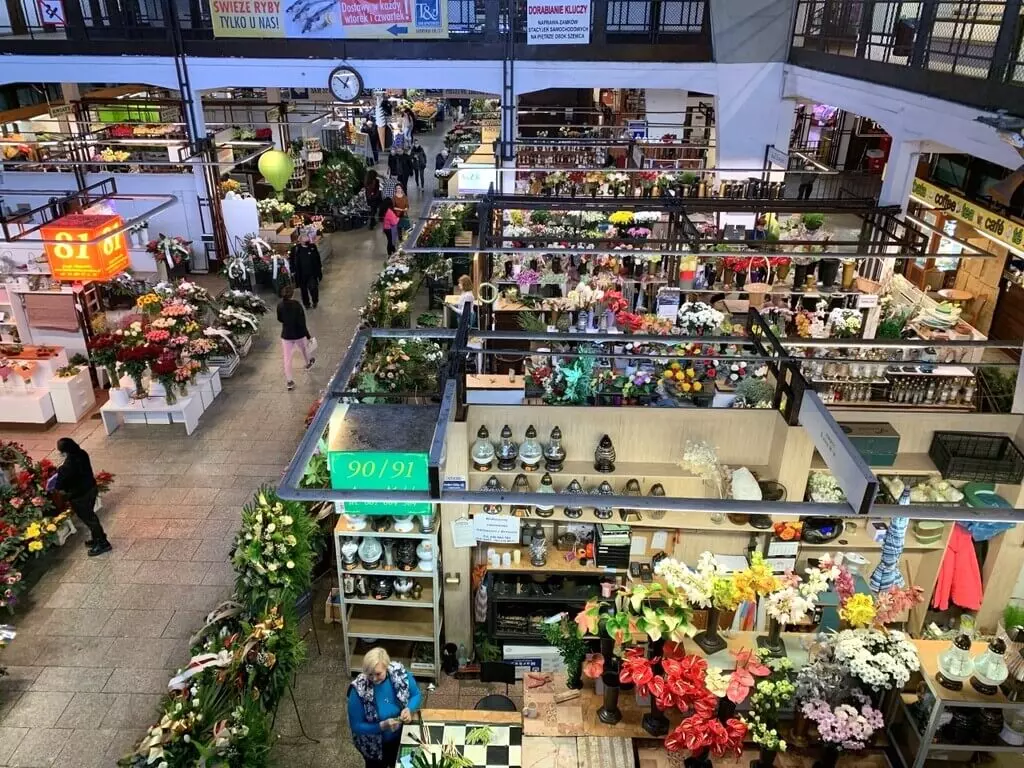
[347,647,422,768]
[454,274,477,328]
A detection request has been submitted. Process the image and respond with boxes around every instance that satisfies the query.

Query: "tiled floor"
[0,129,446,767]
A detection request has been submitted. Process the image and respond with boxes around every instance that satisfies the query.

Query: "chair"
[474,661,517,711]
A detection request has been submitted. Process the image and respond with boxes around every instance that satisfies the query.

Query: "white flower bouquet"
[676,301,725,336]
[831,628,920,691]
[827,308,863,339]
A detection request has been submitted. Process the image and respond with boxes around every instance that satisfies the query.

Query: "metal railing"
[2,0,711,58]
[790,0,1024,111]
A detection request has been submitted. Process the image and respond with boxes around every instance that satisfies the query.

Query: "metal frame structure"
[276,309,1024,524]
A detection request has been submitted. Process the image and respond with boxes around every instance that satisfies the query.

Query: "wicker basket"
[855,276,883,294]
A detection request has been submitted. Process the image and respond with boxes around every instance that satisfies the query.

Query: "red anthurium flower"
[582,653,604,679]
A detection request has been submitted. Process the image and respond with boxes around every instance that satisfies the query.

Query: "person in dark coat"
[435,147,449,171]
[410,140,427,190]
[53,438,110,556]
[365,170,383,229]
[288,231,323,309]
[392,148,412,193]
[361,117,381,165]
[276,285,315,391]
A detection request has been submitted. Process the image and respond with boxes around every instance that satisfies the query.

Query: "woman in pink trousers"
[276,284,315,391]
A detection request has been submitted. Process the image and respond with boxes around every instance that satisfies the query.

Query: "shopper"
[435,146,449,171]
[402,108,415,142]
[365,170,382,229]
[52,438,110,557]
[288,230,323,309]
[410,139,427,190]
[602,150,617,168]
[393,147,412,193]
[796,162,816,200]
[348,647,422,768]
[382,198,400,255]
[361,117,381,165]
[276,285,315,391]
[454,274,477,328]
[393,184,410,236]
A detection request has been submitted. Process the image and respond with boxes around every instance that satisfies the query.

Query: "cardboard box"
[502,644,565,679]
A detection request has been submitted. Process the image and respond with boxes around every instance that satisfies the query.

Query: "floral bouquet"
[135,293,163,315]
[146,234,192,269]
[87,333,120,384]
[150,354,183,404]
[608,210,634,227]
[216,307,260,338]
[615,311,644,333]
[831,628,919,691]
[827,308,863,338]
[364,338,444,393]
[621,370,655,400]
[221,290,269,315]
[676,301,725,336]
[186,338,218,371]
[115,343,163,395]
[801,693,884,751]
[601,290,629,314]
[231,488,317,607]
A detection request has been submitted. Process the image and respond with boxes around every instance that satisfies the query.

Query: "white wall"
[644,89,688,141]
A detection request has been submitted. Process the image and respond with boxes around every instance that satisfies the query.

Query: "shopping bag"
[308,337,319,356]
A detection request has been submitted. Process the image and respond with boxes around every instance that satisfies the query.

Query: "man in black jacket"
[52,438,110,556]
[288,232,323,309]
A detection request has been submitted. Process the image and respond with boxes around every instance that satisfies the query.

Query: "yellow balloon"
[258,150,294,192]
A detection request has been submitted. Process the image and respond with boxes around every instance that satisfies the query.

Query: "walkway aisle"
[0,125,447,768]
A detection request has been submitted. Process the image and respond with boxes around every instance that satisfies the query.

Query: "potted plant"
[744,715,787,768]
[801,695,884,768]
[540,613,587,689]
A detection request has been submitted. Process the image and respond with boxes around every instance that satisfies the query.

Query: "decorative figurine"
[620,478,642,521]
[520,425,543,471]
[594,434,616,473]
[563,478,586,519]
[416,540,435,572]
[393,515,415,533]
[341,537,360,570]
[357,538,383,569]
[411,582,423,600]
[395,540,418,571]
[530,536,548,567]
[594,480,615,520]
[496,424,519,471]
[648,482,667,520]
[535,472,556,517]
[482,475,504,514]
[510,474,532,517]
[394,576,414,599]
[371,575,394,600]
[472,426,495,471]
[544,426,566,472]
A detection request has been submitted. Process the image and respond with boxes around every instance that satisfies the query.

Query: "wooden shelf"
[485,544,627,574]
[348,639,437,678]
[812,452,940,475]
[469,460,705,491]
[918,638,1024,708]
[798,519,949,551]
[826,401,975,411]
[345,582,434,609]
[340,563,435,577]
[347,605,435,641]
[334,515,436,539]
[468,505,781,533]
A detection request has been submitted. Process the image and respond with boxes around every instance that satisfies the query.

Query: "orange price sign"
[41,213,129,282]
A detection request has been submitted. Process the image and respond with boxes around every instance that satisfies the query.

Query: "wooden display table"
[100,395,204,435]
[466,373,525,405]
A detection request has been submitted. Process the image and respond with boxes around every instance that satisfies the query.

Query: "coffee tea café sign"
[911,178,1024,251]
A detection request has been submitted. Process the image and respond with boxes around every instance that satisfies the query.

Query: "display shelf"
[340,563,435,577]
[825,400,975,411]
[811,452,940,475]
[344,582,434,609]
[485,544,627,574]
[348,639,437,678]
[469,459,702,485]
[347,605,436,642]
[468,505,781,533]
[333,513,435,539]
[918,638,1023,708]
[797,520,949,551]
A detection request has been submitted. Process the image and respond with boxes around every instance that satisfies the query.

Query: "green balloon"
[258,150,294,192]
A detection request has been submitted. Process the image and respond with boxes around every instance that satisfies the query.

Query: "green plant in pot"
[540,612,587,689]
[801,213,825,232]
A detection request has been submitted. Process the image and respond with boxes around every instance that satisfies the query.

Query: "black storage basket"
[928,431,1024,484]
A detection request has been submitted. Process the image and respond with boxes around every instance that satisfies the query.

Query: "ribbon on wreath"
[219,306,259,332]
[188,600,244,647]
[161,238,175,269]
[226,256,251,282]
[204,326,238,356]
[167,649,232,692]
[269,253,289,281]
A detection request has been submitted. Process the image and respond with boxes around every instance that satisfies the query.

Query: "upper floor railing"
[0,0,711,61]
[790,0,1024,113]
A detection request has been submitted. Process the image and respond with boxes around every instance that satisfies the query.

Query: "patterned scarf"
[350,662,411,760]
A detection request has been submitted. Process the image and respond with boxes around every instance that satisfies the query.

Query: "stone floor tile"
[51,728,118,768]
[130,560,212,586]
[200,560,236,586]
[101,638,184,670]
[99,694,163,729]
[30,637,115,668]
[190,538,234,562]
[102,728,144,764]
[54,692,117,729]
[8,727,72,767]
[98,609,174,638]
[3,691,74,727]
[0,727,29,764]
[29,667,112,693]
[119,538,168,561]
[41,583,94,610]
[101,667,174,694]
[39,608,114,637]
[1,668,43,693]
[157,520,201,541]
[160,610,208,640]
[93,560,143,586]
[78,583,131,612]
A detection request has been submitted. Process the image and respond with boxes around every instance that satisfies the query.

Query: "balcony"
[790,0,1024,113]
[0,0,711,62]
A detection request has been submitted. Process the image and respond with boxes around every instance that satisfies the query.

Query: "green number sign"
[328,450,431,515]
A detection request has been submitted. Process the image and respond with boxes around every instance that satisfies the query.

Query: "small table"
[937,288,975,304]
[100,395,204,435]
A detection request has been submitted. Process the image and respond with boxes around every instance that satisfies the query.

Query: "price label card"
[767,540,799,557]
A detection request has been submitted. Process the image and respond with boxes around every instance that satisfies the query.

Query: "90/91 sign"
[327,451,431,515]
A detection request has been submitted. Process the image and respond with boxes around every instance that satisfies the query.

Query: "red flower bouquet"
[615,311,644,333]
[602,290,629,314]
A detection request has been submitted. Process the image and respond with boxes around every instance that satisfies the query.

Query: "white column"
[58,83,80,135]
[500,160,516,195]
[878,135,923,210]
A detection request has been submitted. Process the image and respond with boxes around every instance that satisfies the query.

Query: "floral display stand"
[48,367,96,423]
[100,394,204,435]
[208,353,240,378]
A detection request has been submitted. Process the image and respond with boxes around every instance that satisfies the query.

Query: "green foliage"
[517,312,547,333]
[680,171,698,185]
[530,210,551,225]
[416,312,442,328]
[877,306,911,339]
[474,628,502,662]
[301,452,330,489]
[979,367,1017,413]
[68,352,89,366]
[466,727,494,745]
[540,615,587,682]
[734,377,775,407]
[1004,601,1024,631]
[801,213,825,231]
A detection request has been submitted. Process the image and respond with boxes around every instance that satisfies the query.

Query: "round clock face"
[329,66,363,103]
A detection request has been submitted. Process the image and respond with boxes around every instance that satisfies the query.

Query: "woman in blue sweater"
[348,647,423,768]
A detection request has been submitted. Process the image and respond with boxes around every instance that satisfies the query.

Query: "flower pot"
[597,671,622,724]
[693,606,727,654]
[108,388,130,407]
[817,259,839,289]
[734,271,747,290]
[753,748,778,768]
[775,263,791,281]
[684,747,712,768]
[566,667,583,690]
[793,263,809,290]
[841,261,856,290]
[813,745,840,768]
[642,637,669,736]
[757,617,787,658]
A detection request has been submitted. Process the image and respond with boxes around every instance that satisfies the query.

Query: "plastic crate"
[928,431,1024,484]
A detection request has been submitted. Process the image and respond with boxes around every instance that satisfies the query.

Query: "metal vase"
[597,671,622,724]
[693,606,727,655]
[757,618,787,658]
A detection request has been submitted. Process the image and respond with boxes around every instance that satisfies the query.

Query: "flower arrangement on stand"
[146,234,193,272]
[676,302,725,336]
[760,565,833,657]
[801,694,884,768]
[741,650,795,768]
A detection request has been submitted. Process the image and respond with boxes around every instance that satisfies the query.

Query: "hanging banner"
[211,0,448,38]
[911,177,1024,251]
[526,0,591,45]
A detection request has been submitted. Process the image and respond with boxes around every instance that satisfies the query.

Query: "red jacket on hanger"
[931,523,983,612]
